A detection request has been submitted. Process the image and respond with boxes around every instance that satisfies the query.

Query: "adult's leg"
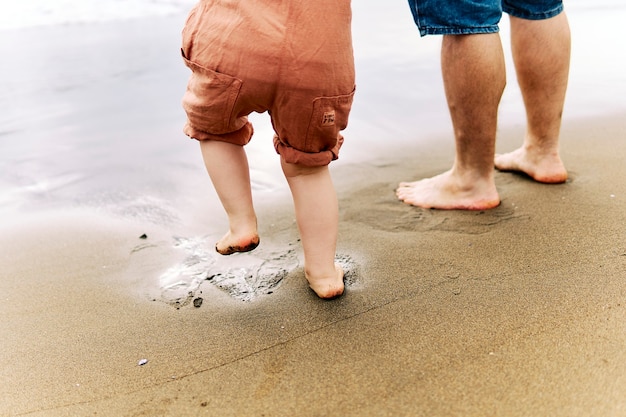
[281,158,344,299]
[495,12,570,183]
[200,140,259,255]
[397,33,505,210]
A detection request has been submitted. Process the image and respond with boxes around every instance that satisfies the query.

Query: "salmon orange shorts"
[181,0,356,166]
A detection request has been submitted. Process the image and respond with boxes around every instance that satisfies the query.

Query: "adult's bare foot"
[495,147,568,183]
[396,170,500,210]
[215,231,260,255]
[306,264,345,299]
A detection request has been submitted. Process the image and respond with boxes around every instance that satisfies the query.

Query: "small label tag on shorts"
[322,111,336,126]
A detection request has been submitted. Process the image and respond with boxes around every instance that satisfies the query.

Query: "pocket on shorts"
[181,56,243,135]
[305,87,356,152]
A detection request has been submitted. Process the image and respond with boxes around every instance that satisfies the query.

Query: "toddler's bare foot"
[495,147,568,183]
[306,264,344,300]
[215,231,260,255]
[396,170,500,210]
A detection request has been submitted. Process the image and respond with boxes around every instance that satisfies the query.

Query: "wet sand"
[2,2,626,417]
[2,113,626,416]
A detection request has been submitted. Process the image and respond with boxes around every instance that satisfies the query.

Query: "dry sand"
[1,113,626,416]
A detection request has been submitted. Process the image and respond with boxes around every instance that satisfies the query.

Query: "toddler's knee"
[281,158,327,178]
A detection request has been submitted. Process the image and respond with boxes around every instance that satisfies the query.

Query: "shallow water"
[1,0,625,301]
[0,0,197,30]
[1,1,625,217]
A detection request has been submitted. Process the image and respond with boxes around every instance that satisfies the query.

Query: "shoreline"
[2,2,626,415]
[2,111,626,415]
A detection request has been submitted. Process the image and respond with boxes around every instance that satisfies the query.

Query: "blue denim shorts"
[407,0,564,36]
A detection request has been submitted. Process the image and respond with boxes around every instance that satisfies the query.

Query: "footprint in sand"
[343,184,528,235]
[205,246,299,302]
[158,236,361,306]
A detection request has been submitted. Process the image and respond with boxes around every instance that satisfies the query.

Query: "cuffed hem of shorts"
[503,4,563,21]
[183,121,254,146]
[418,26,499,36]
[273,135,343,167]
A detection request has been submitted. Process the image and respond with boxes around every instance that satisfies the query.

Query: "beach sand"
[2,115,626,416]
[2,3,626,417]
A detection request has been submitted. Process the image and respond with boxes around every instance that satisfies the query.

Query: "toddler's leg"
[200,140,259,255]
[281,158,344,299]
